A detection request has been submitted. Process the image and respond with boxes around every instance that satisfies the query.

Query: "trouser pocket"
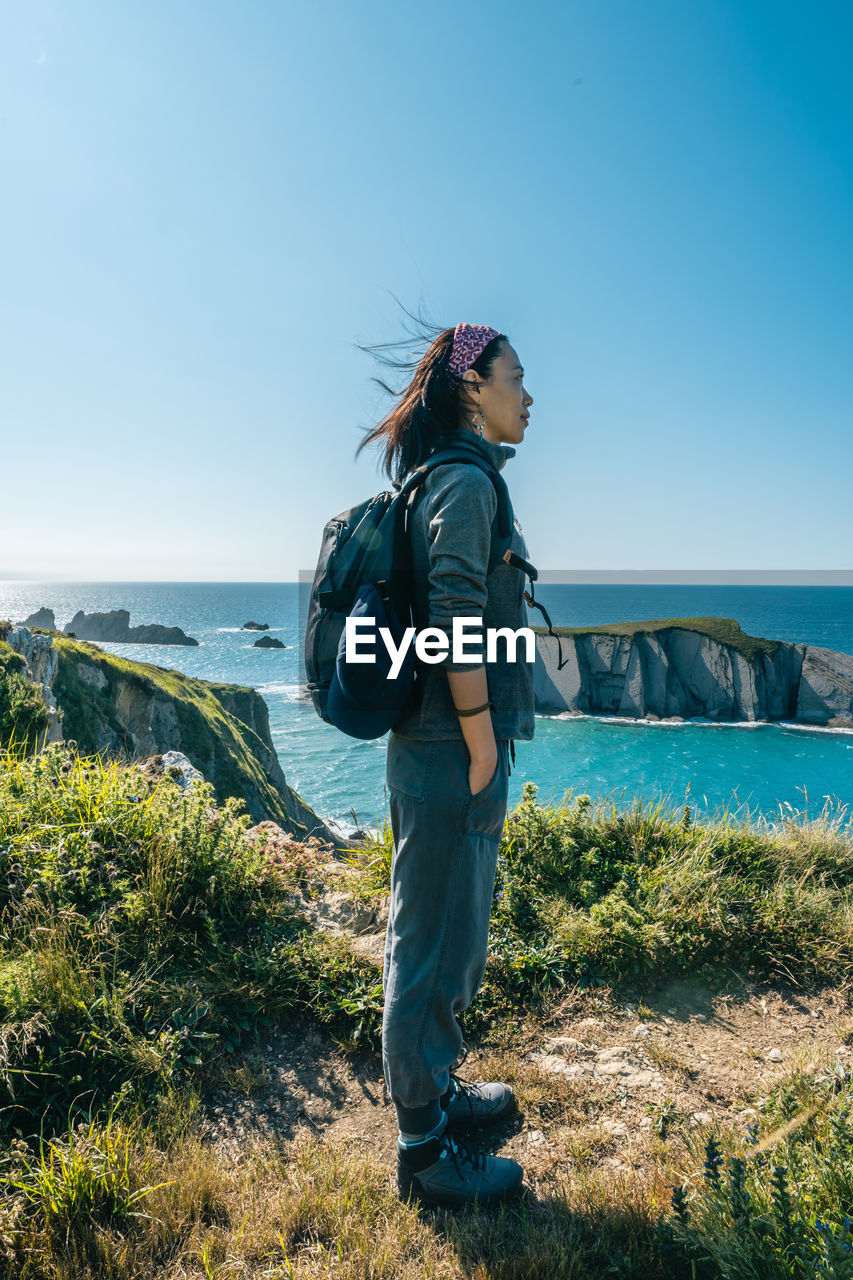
[464,739,510,842]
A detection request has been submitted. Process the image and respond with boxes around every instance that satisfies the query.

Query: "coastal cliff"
[534,617,853,726]
[1,626,339,844]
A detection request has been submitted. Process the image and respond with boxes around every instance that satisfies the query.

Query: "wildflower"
[703,1136,723,1184]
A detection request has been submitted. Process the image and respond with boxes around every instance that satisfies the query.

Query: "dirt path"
[200,970,853,1189]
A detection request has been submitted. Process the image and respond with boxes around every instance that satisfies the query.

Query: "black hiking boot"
[397,1123,523,1209]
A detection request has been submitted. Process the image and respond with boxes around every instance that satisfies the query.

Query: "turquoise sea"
[2,582,852,830]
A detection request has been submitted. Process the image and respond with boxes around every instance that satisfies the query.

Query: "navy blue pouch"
[326,582,417,739]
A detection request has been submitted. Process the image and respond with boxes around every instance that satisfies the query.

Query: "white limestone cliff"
[534,625,853,726]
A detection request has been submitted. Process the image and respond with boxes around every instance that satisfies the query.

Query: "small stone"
[602,1119,629,1137]
[765,1048,784,1062]
[662,1016,674,1025]
[535,1055,585,1078]
[691,1111,713,1125]
[533,1043,665,1091]
[545,1036,593,1057]
[160,750,204,790]
[639,1116,654,1129]
[633,1024,651,1038]
[527,1129,546,1147]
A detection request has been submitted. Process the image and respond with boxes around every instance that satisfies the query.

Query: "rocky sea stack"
[22,607,57,630]
[64,608,199,646]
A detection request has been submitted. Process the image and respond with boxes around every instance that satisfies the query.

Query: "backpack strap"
[401,445,513,570]
[403,445,570,671]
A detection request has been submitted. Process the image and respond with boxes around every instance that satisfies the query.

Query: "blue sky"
[2,0,851,581]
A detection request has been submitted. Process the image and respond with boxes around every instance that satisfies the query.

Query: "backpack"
[303,440,561,738]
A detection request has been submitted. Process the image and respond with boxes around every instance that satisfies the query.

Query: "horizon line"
[2,571,853,587]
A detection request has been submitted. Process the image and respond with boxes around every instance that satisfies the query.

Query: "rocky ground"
[200,881,853,1195]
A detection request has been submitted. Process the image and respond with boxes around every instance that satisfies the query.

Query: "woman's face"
[463,342,533,446]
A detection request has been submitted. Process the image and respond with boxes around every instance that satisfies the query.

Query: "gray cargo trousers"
[382,732,510,1118]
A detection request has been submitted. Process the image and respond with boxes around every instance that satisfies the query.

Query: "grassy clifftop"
[532,616,781,662]
[0,631,333,841]
[52,633,263,756]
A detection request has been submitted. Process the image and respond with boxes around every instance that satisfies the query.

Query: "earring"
[473,408,486,437]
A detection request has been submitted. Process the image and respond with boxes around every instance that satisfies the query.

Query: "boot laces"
[447,1047,489,1116]
[440,1132,488,1175]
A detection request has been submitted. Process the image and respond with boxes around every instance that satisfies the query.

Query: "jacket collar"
[443,430,516,473]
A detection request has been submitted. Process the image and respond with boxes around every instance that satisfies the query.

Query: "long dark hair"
[356,306,507,484]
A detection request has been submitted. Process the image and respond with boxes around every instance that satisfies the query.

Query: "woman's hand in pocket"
[468,744,498,796]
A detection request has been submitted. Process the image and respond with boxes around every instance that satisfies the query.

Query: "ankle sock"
[395,1097,443,1138]
[398,1111,446,1148]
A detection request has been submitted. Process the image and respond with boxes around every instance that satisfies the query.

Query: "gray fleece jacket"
[391,432,536,742]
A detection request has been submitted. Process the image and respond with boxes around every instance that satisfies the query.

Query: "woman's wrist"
[446,667,495,759]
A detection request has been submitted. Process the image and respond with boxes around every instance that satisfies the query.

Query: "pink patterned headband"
[447,323,502,377]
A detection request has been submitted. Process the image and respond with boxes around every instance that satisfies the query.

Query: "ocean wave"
[777,721,853,737]
[537,712,853,734]
[257,683,306,701]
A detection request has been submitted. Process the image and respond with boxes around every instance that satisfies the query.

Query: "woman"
[359,320,535,1209]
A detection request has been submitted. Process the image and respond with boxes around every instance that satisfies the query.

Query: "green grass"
[530,616,780,662]
[49,635,310,832]
[0,743,381,1139]
[0,642,49,753]
[656,1085,853,1278]
[341,783,852,1032]
[488,784,852,1000]
[1,745,852,1277]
